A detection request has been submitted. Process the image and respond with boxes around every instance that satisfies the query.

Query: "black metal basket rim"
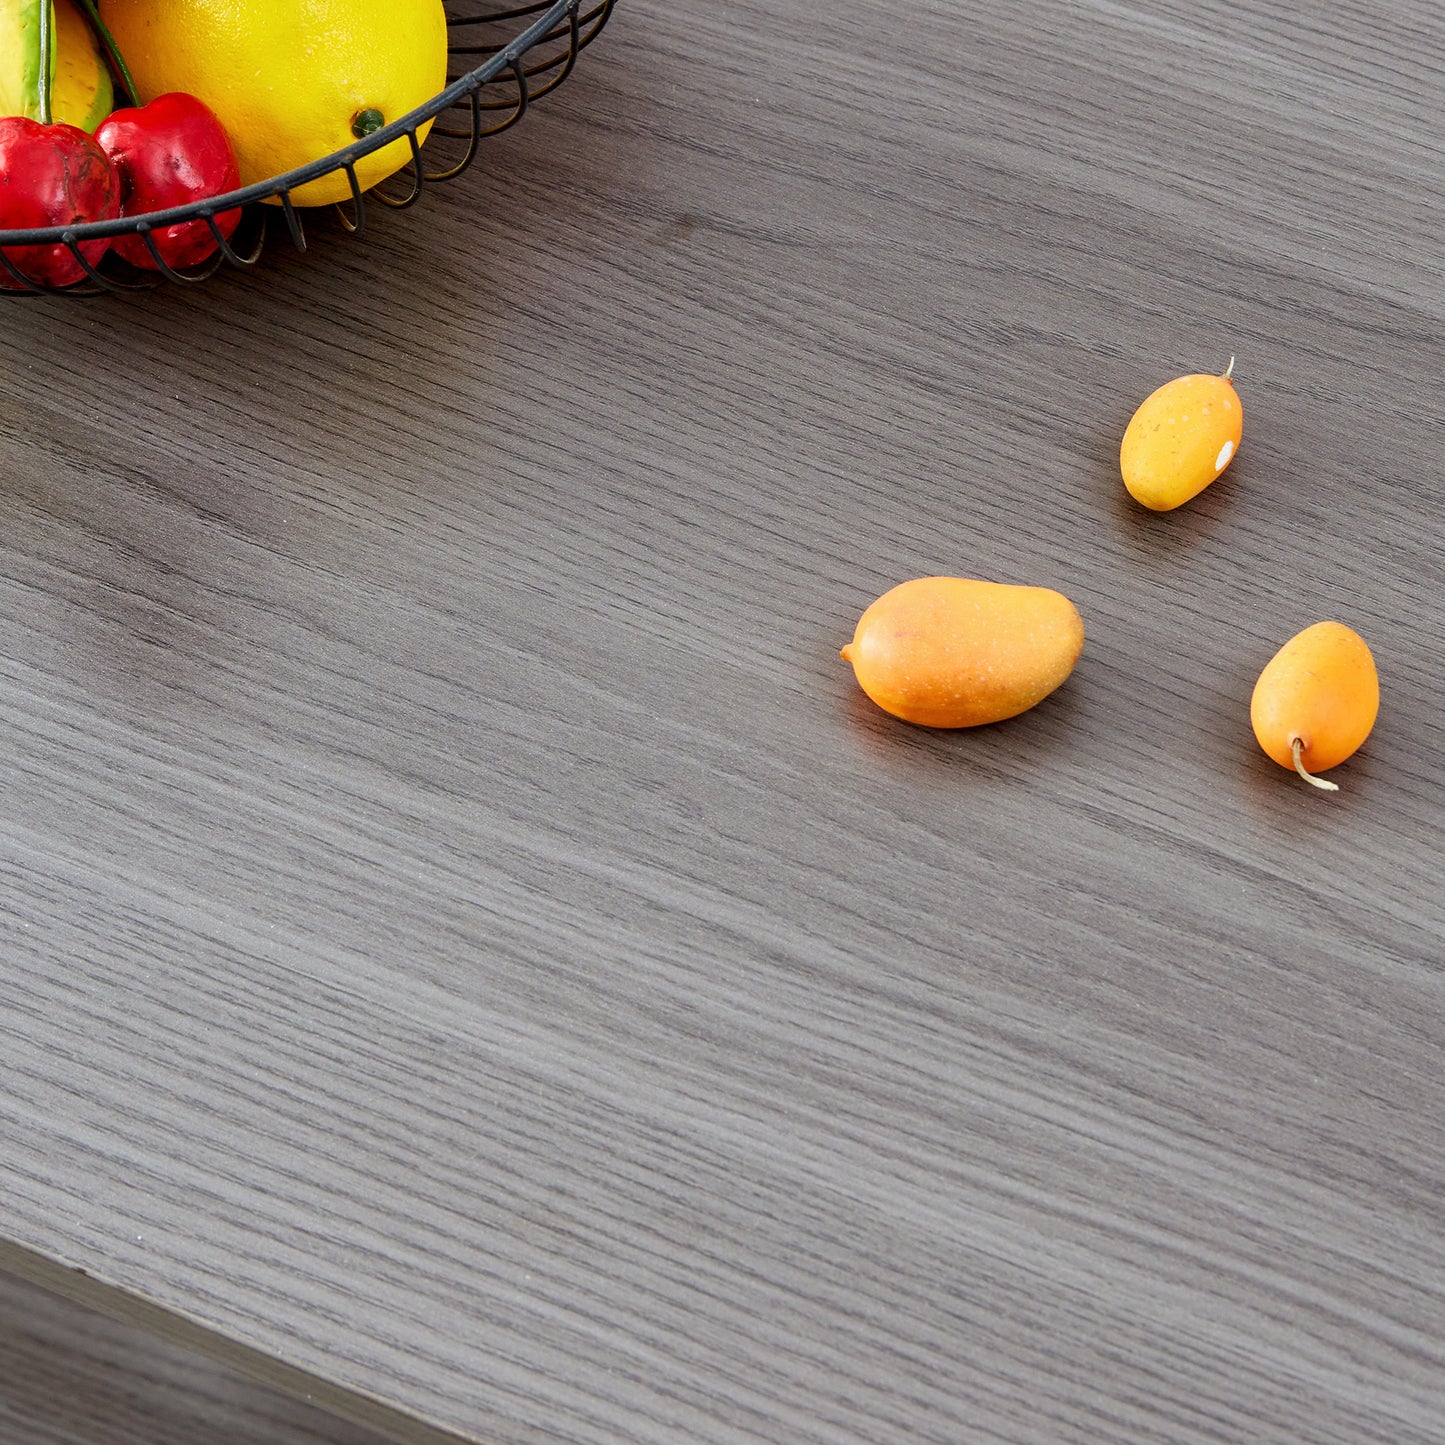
[0,0,588,247]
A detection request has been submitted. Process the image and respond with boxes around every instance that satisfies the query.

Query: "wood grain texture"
[0,1265,392,1445]
[2,1,1444,1441]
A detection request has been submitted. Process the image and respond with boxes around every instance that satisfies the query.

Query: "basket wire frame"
[0,0,612,297]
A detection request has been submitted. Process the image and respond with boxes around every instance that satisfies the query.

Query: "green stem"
[73,0,139,106]
[37,0,53,124]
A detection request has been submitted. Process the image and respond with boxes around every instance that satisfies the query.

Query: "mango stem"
[1223,354,1236,381]
[1291,735,1338,793]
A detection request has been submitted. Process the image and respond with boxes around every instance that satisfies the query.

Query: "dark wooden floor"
[2,0,1443,1441]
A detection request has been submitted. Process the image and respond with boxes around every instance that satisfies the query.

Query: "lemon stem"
[36,0,53,124]
[352,108,386,139]
[1223,354,1236,381]
[74,0,139,105]
[1291,736,1338,792]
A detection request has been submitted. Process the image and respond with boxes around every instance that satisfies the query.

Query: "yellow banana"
[0,0,113,131]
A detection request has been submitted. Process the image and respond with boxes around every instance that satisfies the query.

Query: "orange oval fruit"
[1120,363,1243,510]
[1250,621,1379,791]
[841,576,1084,728]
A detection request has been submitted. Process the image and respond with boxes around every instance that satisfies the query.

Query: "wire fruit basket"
[0,0,614,297]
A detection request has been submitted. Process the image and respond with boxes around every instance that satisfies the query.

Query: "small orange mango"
[1121,359,1243,510]
[1250,621,1379,792]
[841,576,1084,728]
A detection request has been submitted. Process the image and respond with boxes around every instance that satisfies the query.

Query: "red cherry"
[0,117,119,290]
[95,93,242,271]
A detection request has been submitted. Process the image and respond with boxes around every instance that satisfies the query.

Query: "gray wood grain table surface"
[3,1,1443,1441]
[0,1265,391,1445]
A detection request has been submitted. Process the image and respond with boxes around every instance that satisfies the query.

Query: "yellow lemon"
[97,0,448,206]
[0,0,114,132]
